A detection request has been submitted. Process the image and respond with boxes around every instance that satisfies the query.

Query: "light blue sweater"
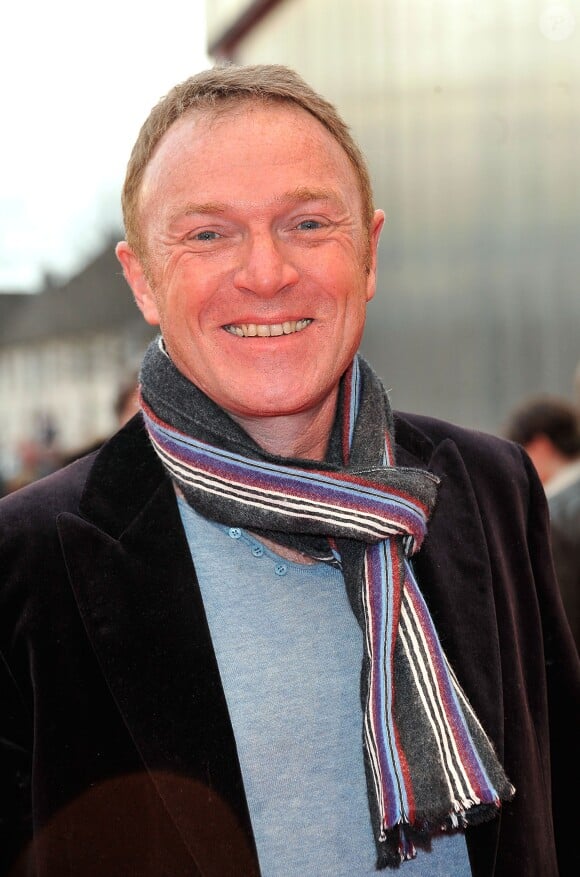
[178,497,471,876]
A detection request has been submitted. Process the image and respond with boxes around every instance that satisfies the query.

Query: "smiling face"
[117,100,384,446]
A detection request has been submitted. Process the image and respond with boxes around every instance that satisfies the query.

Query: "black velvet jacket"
[1,412,578,876]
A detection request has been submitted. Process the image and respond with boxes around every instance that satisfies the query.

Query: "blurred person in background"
[3,413,62,494]
[61,370,140,466]
[113,371,140,427]
[4,437,56,493]
[0,64,578,877]
[503,395,580,652]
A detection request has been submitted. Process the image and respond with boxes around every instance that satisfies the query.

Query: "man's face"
[118,102,384,424]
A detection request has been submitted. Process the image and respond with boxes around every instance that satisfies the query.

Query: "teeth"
[224,319,312,338]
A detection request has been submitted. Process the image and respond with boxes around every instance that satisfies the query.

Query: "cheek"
[158,287,218,345]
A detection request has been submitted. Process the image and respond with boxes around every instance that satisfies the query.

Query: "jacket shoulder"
[0,453,95,528]
[394,410,526,472]
[393,410,547,527]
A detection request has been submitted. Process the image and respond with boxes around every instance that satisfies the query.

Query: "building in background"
[0,236,155,483]
[207,0,580,431]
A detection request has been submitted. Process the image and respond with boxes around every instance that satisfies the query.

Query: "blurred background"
[1,0,579,491]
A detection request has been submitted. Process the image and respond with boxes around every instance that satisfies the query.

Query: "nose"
[233,232,299,298]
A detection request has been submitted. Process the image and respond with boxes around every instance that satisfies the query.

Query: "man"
[0,64,578,877]
[503,395,580,651]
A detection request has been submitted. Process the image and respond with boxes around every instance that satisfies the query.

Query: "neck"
[229,393,338,461]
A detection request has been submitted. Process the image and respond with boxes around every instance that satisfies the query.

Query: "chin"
[227,388,310,416]
[236,401,306,418]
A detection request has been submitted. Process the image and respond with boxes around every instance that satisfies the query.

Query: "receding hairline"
[137,100,365,214]
[121,64,375,258]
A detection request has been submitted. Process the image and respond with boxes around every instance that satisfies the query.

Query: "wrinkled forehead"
[138,99,360,213]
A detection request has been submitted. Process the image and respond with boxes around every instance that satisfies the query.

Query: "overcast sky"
[0,1,210,292]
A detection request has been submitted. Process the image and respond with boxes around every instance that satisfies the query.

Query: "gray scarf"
[139,336,514,868]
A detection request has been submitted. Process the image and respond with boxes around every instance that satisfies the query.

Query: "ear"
[365,209,385,302]
[523,433,558,485]
[115,241,161,325]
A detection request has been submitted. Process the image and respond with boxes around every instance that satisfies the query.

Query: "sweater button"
[274,563,287,576]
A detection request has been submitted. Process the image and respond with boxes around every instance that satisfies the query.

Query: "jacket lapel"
[395,414,505,747]
[58,416,259,875]
[395,413,503,876]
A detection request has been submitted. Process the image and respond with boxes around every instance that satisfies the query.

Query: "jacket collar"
[77,413,166,537]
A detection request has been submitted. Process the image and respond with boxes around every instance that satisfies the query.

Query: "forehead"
[138,101,360,213]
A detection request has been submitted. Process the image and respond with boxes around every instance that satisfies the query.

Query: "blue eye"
[297,219,322,230]
[193,230,220,241]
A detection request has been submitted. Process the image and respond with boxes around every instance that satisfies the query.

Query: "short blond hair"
[121,63,375,259]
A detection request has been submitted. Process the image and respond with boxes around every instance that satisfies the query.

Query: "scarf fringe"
[376,798,507,869]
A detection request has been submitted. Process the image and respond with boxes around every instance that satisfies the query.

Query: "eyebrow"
[170,187,345,223]
[282,186,343,205]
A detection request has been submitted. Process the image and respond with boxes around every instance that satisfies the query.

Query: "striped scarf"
[139,336,514,868]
